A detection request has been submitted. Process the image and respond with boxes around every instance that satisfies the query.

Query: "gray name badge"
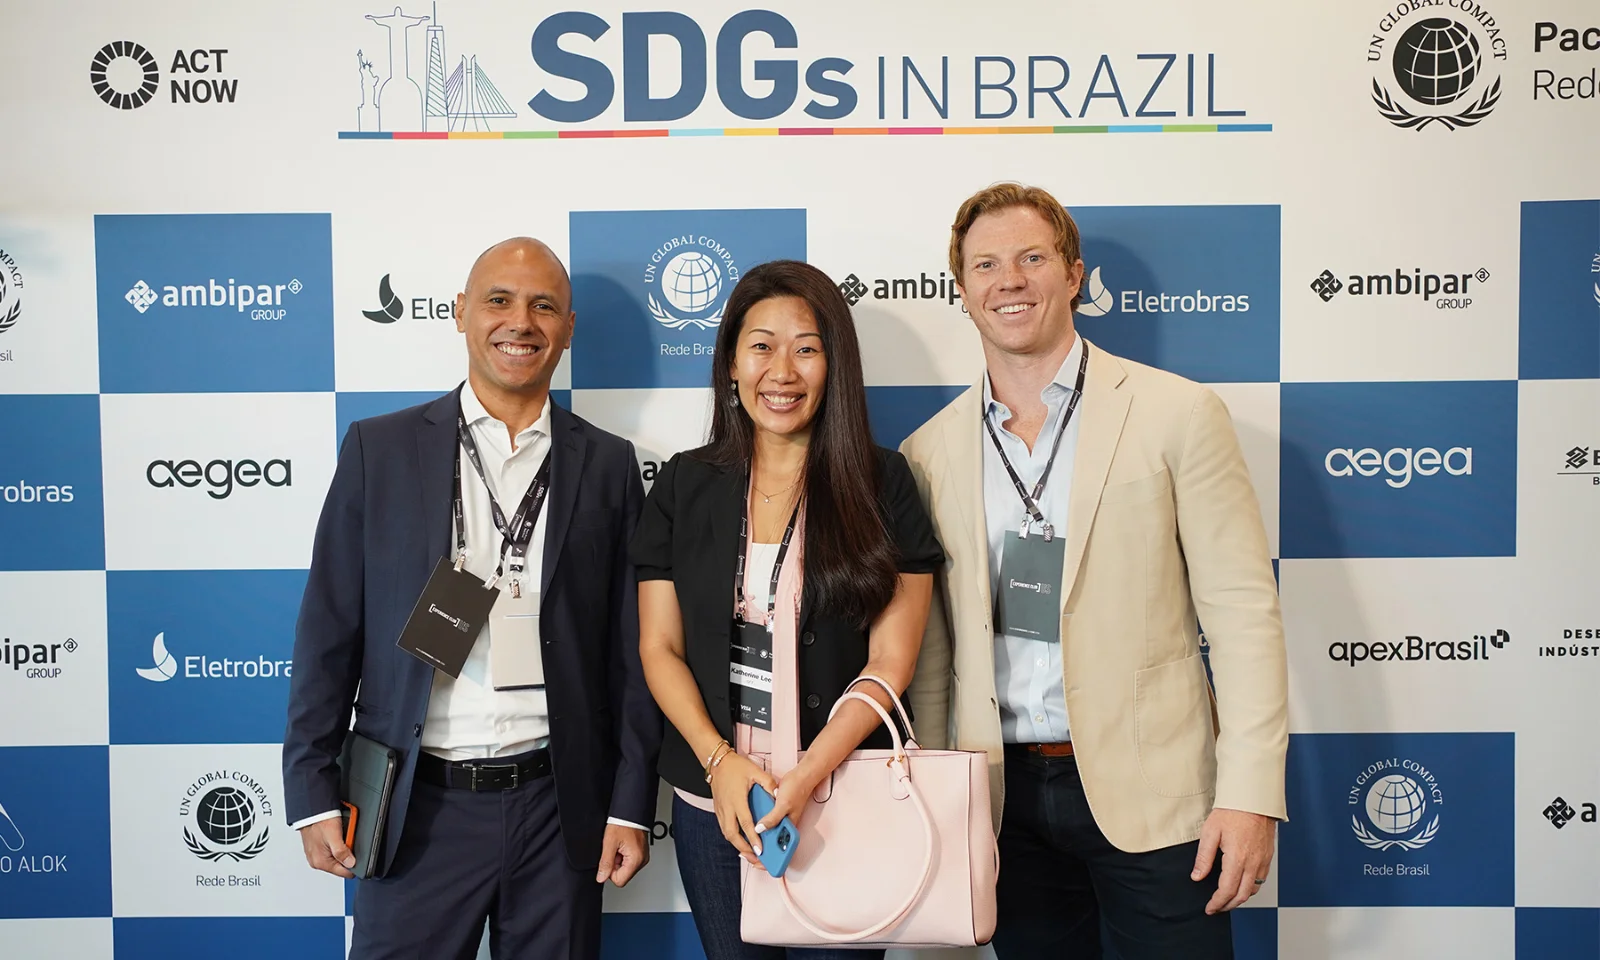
[998,532,1065,643]
[489,587,544,691]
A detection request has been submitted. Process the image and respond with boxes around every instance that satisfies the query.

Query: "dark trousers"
[350,768,601,960]
[991,748,1233,960]
[672,794,883,960]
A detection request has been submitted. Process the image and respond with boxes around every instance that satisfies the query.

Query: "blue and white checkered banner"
[2,1,1598,957]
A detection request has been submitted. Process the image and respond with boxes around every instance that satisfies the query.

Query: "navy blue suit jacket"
[282,387,662,873]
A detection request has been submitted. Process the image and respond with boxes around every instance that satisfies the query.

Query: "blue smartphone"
[748,784,800,878]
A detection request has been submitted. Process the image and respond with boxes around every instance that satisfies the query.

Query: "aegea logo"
[1,481,74,504]
[145,458,292,500]
[1324,446,1472,488]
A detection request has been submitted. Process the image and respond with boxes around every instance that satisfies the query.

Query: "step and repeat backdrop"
[2,1,1598,957]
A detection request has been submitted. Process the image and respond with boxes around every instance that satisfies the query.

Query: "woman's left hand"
[756,759,829,834]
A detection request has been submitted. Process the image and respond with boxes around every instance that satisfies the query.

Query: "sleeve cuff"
[606,817,649,832]
[291,810,343,831]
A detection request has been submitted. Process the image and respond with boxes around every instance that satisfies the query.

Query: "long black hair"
[703,260,897,628]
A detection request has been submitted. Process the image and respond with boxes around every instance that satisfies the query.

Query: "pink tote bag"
[740,674,998,948]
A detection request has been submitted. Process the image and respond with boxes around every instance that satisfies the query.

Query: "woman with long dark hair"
[630,260,942,959]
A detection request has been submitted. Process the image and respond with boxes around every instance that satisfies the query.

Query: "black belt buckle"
[465,762,518,791]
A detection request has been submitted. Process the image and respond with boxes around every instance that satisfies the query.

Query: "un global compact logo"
[1348,757,1442,852]
[1367,4,1507,131]
[180,770,272,863]
[644,235,740,331]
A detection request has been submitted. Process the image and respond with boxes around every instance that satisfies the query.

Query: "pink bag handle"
[831,674,920,749]
[777,690,936,942]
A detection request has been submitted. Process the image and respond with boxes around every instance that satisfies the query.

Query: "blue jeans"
[672,794,883,960]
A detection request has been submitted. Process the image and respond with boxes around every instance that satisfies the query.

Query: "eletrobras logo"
[1075,264,1251,317]
[135,631,292,683]
[1367,1,1506,131]
[1310,266,1490,309]
[341,2,1266,136]
[363,273,456,323]
[89,41,239,109]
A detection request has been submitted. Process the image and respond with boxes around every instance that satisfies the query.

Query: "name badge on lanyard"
[729,488,798,731]
[988,347,1086,646]
[395,415,552,681]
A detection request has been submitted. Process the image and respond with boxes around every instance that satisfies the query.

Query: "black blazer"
[629,446,942,798]
[283,388,663,873]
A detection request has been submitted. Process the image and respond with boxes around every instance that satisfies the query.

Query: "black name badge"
[730,620,774,730]
[395,558,499,678]
[997,533,1066,643]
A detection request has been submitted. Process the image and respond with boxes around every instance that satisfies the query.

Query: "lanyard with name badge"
[986,346,1087,643]
[394,413,552,682]
[729,476,799,730]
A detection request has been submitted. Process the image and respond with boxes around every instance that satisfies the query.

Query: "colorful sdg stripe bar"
[339,122,1273,139]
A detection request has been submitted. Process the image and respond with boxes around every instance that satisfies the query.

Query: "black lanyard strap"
[734,473,800,625]
[983,345,1088,539]
[453,413,552,590]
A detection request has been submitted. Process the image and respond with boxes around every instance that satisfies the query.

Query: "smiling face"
[454,239,574,401]
[957,205,1084,361]
[729,295,828,442]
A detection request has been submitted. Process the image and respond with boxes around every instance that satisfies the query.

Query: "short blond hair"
[948,182,1083,309]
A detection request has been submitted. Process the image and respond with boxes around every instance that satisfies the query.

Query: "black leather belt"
[416,748,552,791]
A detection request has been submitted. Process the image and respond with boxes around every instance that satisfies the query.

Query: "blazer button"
[805,694,821,709]
[412,724,422,737]
[801,631,815,646]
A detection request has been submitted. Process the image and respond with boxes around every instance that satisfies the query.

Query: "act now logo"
[135,632,292,683]
[89,41,240,109]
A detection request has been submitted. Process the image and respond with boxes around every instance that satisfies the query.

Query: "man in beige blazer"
[901,183,1287,958]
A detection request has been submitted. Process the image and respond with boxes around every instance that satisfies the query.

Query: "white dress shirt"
[293,383,644,832]
[983,335,1084,744]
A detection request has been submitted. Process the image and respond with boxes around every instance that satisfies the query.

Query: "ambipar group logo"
[569,208,805,389]
[1067,204,1279,384]
[1367,2,1506,130]
[94,213,334,394]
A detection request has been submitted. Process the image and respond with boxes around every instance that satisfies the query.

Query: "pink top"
[677,507,805,812]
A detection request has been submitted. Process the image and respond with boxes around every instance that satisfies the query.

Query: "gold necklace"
[752,474,802,504]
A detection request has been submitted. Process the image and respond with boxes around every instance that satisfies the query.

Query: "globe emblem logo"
[663,253,722,315]
[1366,774,1425,834]
[197,787,255,844]
[182,780,271,862]
[1369,8,1502,131]
[646,236,739,331]
[1392,19,1479,106]
[1350,769,1440,852]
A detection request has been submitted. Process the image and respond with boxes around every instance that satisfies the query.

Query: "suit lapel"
[1061,343,1131,604]
[417,387,464,567]
[940,383,990,620]
[539,403,588,599]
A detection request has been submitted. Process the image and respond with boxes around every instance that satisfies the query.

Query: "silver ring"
[1252,878,1267,885]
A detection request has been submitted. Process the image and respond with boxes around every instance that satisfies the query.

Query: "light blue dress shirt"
[984,336,1084,744]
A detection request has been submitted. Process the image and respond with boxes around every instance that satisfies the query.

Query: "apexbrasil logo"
[1367,2,1506,131]
[125,277,302,321]
[1349,756,1443,855]
[181,770,272,863]
[1074,265,1250,317]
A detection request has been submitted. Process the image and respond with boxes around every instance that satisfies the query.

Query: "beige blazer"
[900,340,1288,853]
